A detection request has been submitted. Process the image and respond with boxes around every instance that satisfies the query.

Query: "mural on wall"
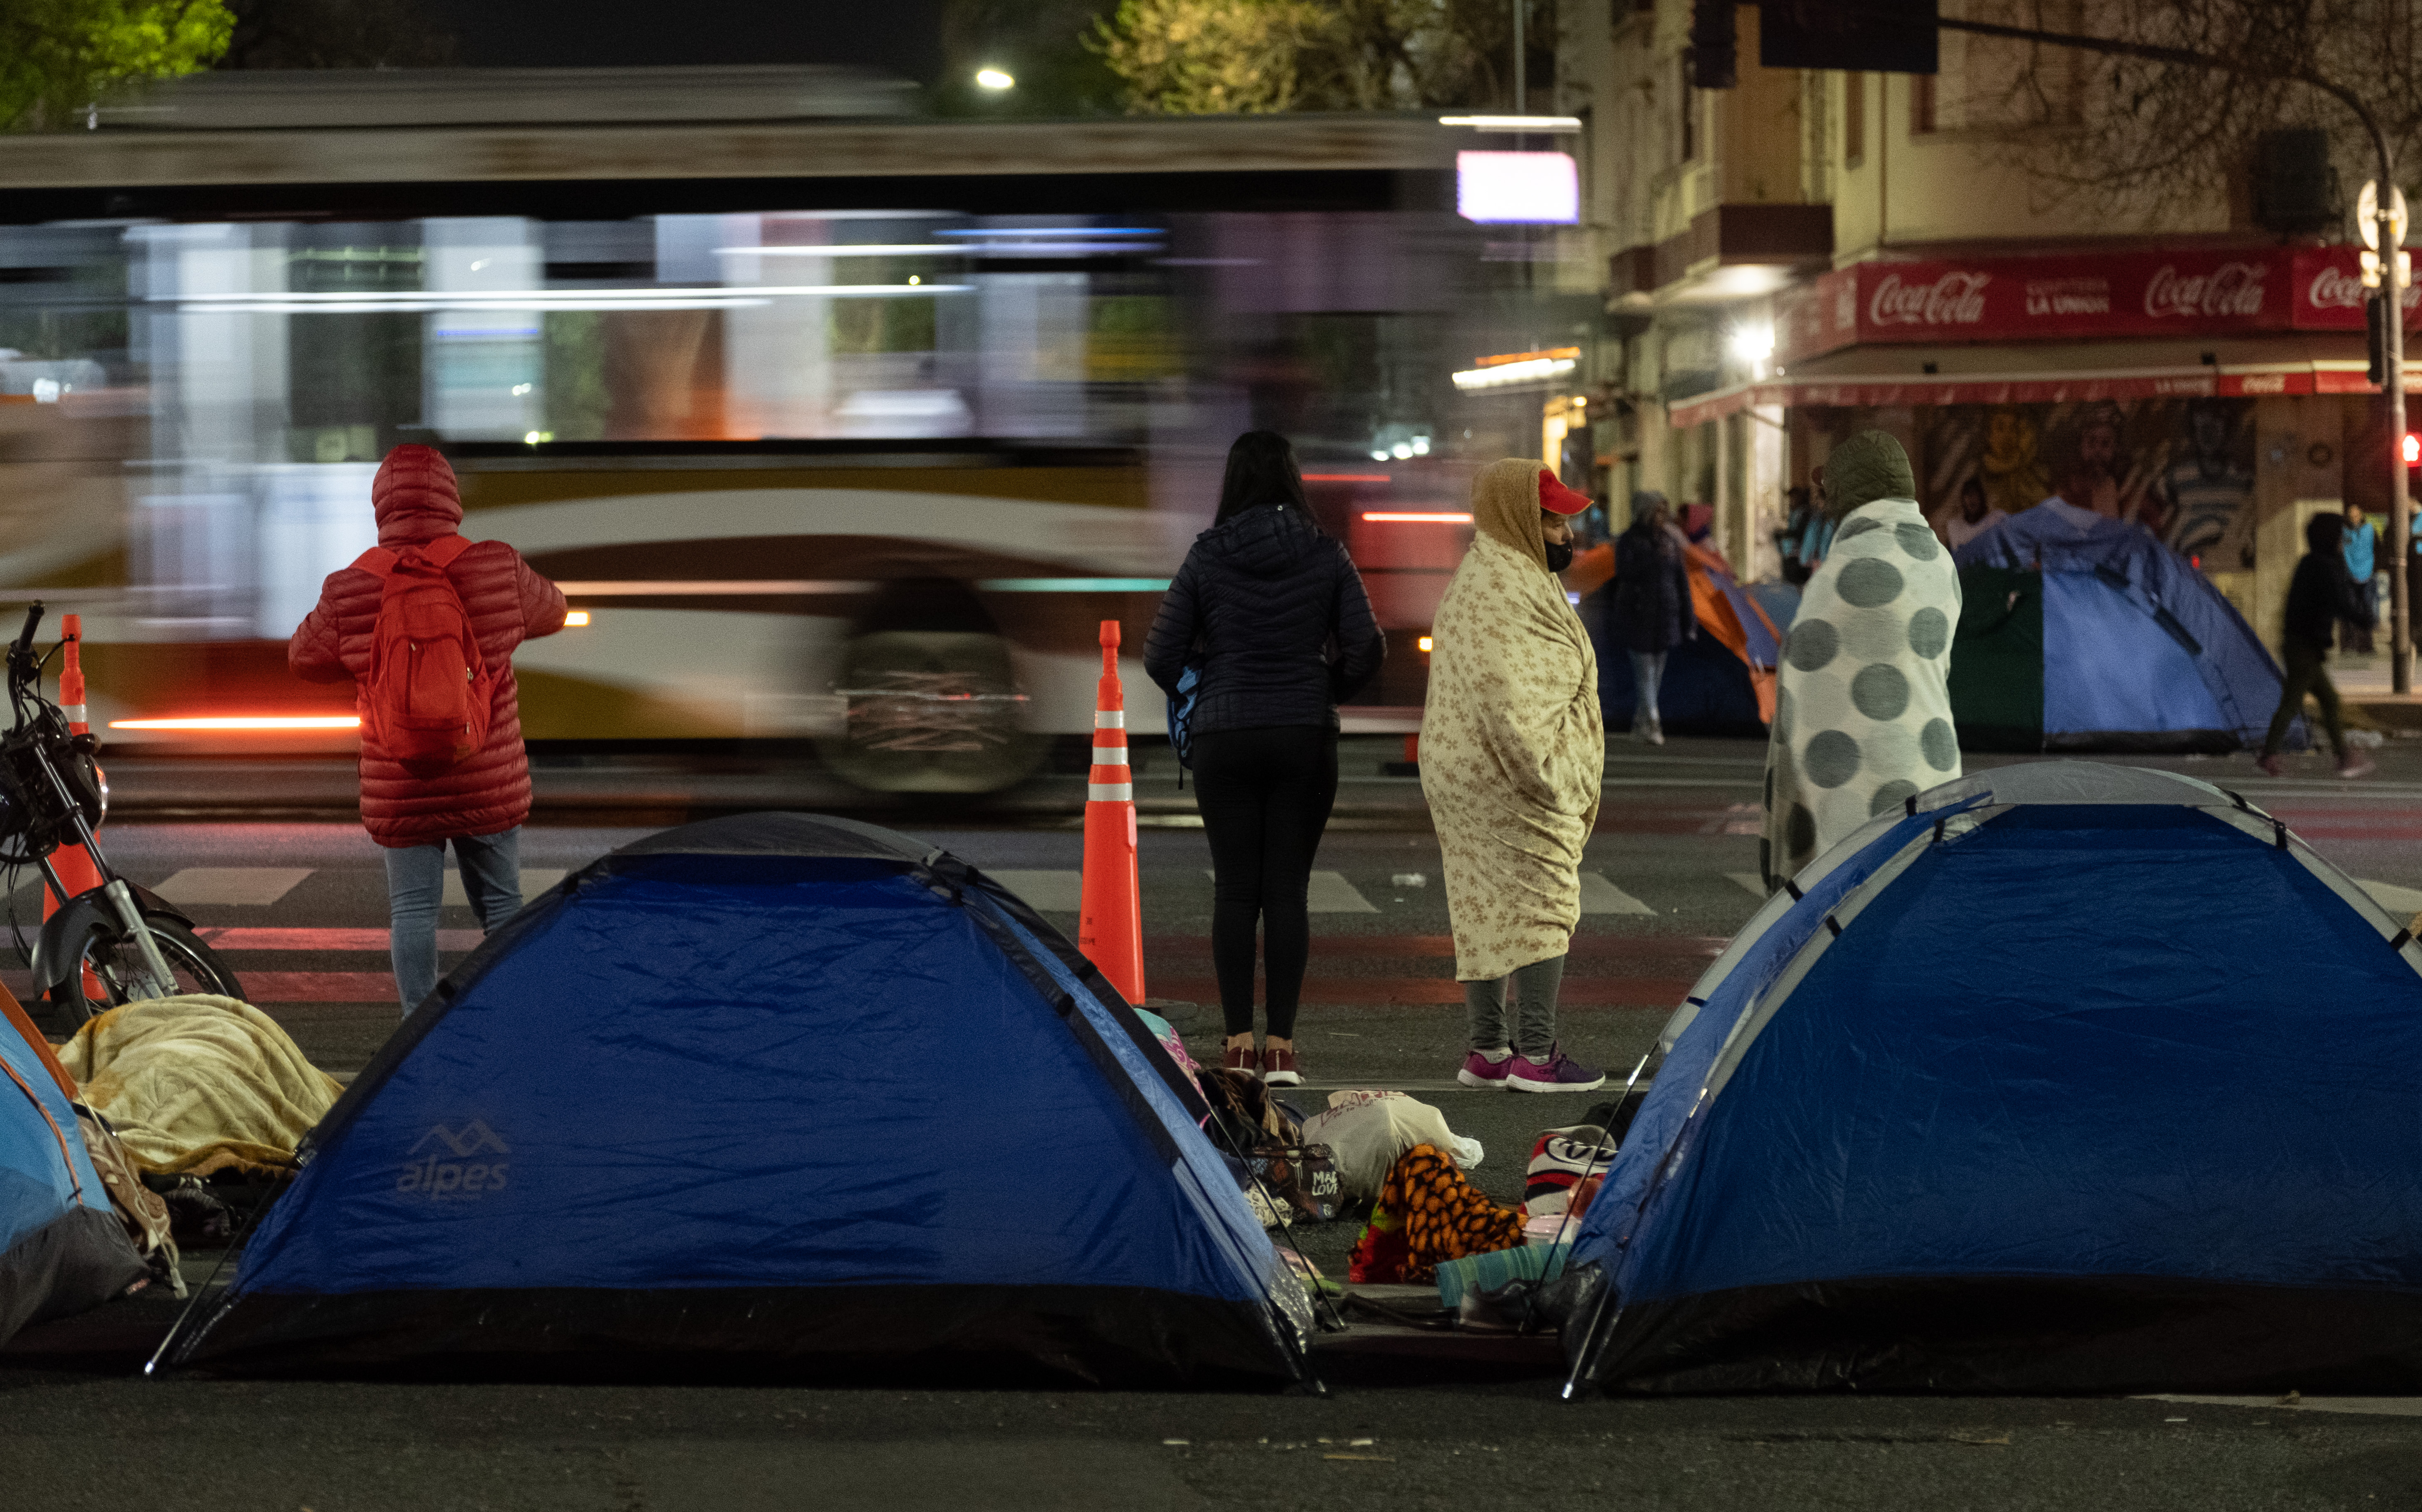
[1912,398,2258,570]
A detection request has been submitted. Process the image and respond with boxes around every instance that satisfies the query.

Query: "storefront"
[1668,244,2421,652]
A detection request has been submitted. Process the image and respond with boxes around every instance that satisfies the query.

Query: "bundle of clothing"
[58,995,346,1178]
[1346,1143,1526,1285]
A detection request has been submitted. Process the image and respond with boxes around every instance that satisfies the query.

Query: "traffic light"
[2404,431,2419,468]
[1759,0,1939,74]
[2371,294,2392,387]
[1688,0,1738,89]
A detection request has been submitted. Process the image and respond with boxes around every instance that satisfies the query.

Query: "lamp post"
[2363,176,2413,692]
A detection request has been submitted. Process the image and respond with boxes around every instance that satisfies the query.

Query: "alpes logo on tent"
[398,1120,511,1198]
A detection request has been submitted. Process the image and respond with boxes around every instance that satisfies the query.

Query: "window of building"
[1679,56,1696,161]
[1844,72,1864,166]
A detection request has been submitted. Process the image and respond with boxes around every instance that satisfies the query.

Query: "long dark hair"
[1214,430,1310,525]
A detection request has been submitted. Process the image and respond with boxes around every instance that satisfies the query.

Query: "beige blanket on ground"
[57,995,344,1178]
[1421,460,1604,982]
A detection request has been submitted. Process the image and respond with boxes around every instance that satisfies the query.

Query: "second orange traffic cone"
[1078,619,1146,1004]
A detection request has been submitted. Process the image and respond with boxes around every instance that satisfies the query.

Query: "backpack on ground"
[353,536,491,774]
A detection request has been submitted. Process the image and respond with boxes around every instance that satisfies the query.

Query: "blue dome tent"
[3,1000,144,1344]
[1949,501,2288,752]
[166,813,1309,1386]
[1562,761,2422,1394]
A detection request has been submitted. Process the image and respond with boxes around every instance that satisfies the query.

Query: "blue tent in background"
[168,813,1308,1386]
[1563,761,2422,1394]
[3,1007,143,1344]
[1949,501,2288,751]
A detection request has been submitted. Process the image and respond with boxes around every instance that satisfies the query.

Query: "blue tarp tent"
[2,1005,143,1343]
[1563,761,2422,1394]
[1949,501,2288,751]
[168,813,1308,1386]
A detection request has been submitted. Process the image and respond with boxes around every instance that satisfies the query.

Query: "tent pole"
[1203,1104,1336,1389]
[144,1177,280,1377]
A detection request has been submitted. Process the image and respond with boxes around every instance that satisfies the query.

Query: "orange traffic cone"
[45,613,104,919]
[1078,619,1146,1004]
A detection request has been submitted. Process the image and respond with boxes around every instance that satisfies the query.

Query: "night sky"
[419,0,950,82]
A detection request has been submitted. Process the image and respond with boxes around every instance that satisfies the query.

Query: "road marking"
[1578,874,1656,915]
[1725,871,1769,898]
[1307,871,1378,912]
[195,927,485,951]
[2358,879,2422,915]
[988,869,1083,911]
[1198,870,1377,912]
[154,867,314,906]
[442,869,565,907]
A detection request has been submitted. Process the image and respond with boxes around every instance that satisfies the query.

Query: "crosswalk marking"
[1201,870,1377,913]
[154,867,314,906]
[2358,879,2422,916]
[442,869,566,907]
[1578,873,1656,915]
[1725,871,1769,899]
[989,869,1084,912]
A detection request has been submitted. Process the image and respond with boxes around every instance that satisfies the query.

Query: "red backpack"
[353,536,492,773]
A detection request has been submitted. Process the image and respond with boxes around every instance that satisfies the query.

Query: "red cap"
[1539,468,1592,516]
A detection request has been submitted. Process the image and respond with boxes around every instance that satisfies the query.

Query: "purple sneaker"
[1456,1049,1515,1090]
[1508,1045,1606,1094]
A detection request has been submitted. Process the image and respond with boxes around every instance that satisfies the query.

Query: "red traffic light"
[2406,432,2420,466]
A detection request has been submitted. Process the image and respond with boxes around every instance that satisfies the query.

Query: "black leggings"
[1192,725,1340,1039]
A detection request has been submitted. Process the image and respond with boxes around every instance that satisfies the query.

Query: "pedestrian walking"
[2342,503,2378,655]
[2257,511,2376,780]
[290,445,568,1015]
[1144,430,1383,1087]
[1424,458,1606,1094]
[1610,490,1694,745]
[1763,431,1963,890]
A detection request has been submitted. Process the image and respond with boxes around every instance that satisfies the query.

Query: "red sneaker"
[1222,1042,1259,1077]
[1261,1045,1301,1086]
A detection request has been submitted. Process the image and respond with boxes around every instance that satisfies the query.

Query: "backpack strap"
[351,535,473,578]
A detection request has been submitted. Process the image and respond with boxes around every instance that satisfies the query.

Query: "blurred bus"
[0,69,1574,791]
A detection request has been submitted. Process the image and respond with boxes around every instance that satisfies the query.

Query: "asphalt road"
[9,736,2422,1510]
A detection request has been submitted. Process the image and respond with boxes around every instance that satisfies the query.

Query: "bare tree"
[1951,0,2422,223]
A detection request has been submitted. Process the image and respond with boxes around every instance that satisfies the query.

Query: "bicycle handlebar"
[12,604,40,663]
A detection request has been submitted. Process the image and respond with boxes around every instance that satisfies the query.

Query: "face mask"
[1544,539,1576,573]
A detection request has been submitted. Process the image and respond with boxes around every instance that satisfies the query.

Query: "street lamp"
[975,68,1015,91]
[2363,177,2414,692]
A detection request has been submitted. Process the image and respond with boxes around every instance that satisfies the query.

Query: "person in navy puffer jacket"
[1146,431,1384,1089]
[290,445,567,1016]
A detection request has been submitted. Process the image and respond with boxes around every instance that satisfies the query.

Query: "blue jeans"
[1629,650,1668,729]
[385,827,522,1015]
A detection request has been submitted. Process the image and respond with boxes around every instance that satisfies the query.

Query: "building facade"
[1557,0,2411,656]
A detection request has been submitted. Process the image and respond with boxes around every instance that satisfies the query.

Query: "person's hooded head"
[1471,458,1594,570]
[372,443,464,547]
[1819,430,1916,522]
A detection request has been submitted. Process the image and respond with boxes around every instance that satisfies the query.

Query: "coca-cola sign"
[1868,270,1991,327]
[2142,260,2267,319]
[1771,245,2422,365]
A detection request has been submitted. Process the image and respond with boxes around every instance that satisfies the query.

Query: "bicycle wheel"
[43,911,245,1029]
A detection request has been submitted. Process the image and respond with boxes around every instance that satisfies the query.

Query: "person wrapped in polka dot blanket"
[1762,430,1963,890]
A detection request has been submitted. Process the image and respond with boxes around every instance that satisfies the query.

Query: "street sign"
[1760,0,1939,74]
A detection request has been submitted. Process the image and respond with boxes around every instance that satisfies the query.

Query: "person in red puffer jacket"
[290,445,567,1015]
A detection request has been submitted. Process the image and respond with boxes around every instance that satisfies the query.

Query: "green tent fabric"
[1949,567,2044,752]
